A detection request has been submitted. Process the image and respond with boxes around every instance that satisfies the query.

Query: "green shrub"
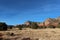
[0,22,7,31]
[30,22,38,29]
[16,25,23,30]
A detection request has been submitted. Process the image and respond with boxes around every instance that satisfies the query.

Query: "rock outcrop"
[38,17,60,28]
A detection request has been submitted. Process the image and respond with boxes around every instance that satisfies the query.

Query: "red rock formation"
[43,18,59,28]
[44,18,52,27]
[24,21,31,26]
[37,23,43,27]
[37,17,60,28]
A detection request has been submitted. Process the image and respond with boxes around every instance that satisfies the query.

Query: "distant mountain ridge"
[38,17,60,28]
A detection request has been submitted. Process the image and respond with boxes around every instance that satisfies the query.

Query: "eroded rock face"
[37,23,44,27]
[24,21,31,26]
[37,17,60,28]
[44,18,59,28]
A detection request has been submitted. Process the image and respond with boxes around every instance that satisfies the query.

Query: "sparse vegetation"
[1,17,60,40]
[16,25,23,30]
[30,22,38,29]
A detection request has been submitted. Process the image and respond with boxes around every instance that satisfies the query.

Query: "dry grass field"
[0,28,60,40]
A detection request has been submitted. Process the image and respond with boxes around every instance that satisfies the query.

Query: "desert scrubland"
[0,28,60,40]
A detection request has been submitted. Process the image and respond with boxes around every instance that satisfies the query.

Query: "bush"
[16,25,23,30]
[47,25,56,28]
[30,22,38,29]
[0,22,7,31]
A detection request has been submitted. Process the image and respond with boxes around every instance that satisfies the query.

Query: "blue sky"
[0,0,60,25]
